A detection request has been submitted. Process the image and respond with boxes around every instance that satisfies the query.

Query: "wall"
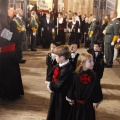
[63,0,94,16]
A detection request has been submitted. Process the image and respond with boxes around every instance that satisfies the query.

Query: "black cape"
[47,62,73,120]
[66,70,103,120]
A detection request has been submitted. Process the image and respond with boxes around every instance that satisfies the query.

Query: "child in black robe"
[46,41,58,83]
[69,44,80,71]
[66,53,103,120]
[46,45,73,120]
[87,41,104,83]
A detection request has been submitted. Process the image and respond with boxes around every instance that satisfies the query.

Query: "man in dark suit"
[41,12,54,48]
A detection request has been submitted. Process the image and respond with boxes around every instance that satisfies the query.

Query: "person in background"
[41,12,54,48]
[87,41,104,84]
[55,12,67,45]
[84,17,90,48]
[80,13,85,43]
[0,0,24,100]
[13,8,26,63]
[69,43,80,71]
[104,10,120,68]
[68,15,79,46]
[30,10,38,51]
[45,41,58,83]
[89,14,100,48]
[66,53,103,120]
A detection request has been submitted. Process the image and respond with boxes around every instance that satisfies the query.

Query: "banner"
[38,0,49,10]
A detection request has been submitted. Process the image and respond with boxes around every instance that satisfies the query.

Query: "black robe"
[55,18,66,45]
[41,18,54,48]
[69,53,79,71]
[66,70,103,120]
[68,21,79,46]
[88,49,104,82]
[46,62,73,120]
[0,17,24,100]
[84,22,90,48]
[46,52,57,81]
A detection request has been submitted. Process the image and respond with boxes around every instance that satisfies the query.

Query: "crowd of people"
[0,0,120,120]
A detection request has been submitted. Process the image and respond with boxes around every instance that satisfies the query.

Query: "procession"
[0,0,120,120]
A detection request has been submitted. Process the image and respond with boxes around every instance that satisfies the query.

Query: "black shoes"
[19,59,26,64]
[31,49,37,51]
[104,64,112,68]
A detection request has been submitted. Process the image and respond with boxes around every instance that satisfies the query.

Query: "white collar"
[71,52,77,58]
[16,14,22,20]
[51,53,56,60]
[72,20,76,24]
[31,14,35,18]
[111,17,117,21]
[59,59,69,67]
[59,18,63,23]
[92,18,96,22]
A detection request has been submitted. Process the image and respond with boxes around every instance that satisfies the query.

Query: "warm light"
[45,0,50,2]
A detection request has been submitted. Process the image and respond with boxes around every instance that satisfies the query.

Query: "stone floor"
[0,47,120,120]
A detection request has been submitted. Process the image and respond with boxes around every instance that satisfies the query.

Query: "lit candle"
[57,17,58,35]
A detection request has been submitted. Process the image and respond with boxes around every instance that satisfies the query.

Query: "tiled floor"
[0,47,120,120]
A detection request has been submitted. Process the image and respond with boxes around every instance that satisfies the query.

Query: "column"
[117,0,120,17]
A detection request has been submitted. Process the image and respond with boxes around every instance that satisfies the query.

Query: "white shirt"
[59,18,63,24]
[111,17,117,21]
[75,16,80,26]
[95,52,98,57]
[71,52,77,58]
[16,14,22,21]
[59,59,69,67]
[72,20,76,25]
[51,53,56,60]
[46,18,50,24]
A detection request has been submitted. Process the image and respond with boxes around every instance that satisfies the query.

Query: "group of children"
[45,41,104,120]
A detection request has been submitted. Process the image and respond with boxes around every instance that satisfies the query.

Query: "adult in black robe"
[68,16,79,46]
[55,12,66,45]
[79,14,85,43]
[0,4,24,100]
[66,70,103,120]
[41,12,54,48]
[84,17,90,48]
[46,62,73,120]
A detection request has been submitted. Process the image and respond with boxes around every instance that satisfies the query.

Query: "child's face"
[55,55,65,64]
[50,44,57,53]
[94,44,100,51]
[84,57,94,70]
[70,44,78,52]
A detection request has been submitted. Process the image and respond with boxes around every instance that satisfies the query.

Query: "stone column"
[117,0,120,17]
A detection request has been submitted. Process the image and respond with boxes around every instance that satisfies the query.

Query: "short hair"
[16,8,22,14]
[31,10,36,15]
[74,12,77,16]
[58,12,63,16]
[54,45,70,60]
[93,41,101,47]
[69,44,78,51]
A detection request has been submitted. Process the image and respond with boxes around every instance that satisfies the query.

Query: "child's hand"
[69,102,74,105]
[93,103,99,109]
